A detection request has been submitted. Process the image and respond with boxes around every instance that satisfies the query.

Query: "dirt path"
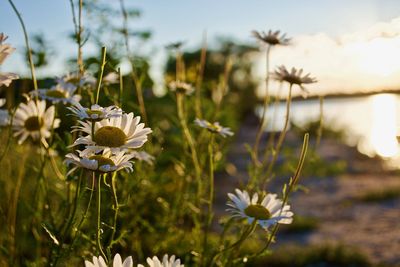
[287,174,400,265]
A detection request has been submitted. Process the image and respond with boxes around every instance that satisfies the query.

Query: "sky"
[2,0,400,95]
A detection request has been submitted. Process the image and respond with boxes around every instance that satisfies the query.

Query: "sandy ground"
[287,174,400,266]
[214,115,400,266]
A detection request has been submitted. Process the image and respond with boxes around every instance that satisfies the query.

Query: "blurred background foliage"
[0,0,381,266]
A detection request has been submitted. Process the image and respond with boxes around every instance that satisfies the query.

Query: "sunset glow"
[369,94,399,158]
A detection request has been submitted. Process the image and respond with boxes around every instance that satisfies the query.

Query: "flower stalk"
[202,133,215,265]
[7,0,38,91]
[253,45,271,163]
[243,133,309,262]
[119,0,148,125]
[107,172,119,256]
[95,47,107,105]
[96,173,107,260]
[176,93,202,197]
[261,83,293,189]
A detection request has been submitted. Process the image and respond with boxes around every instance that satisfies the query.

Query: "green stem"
[243,133,309,261]
[95,47,107,105]
[7,0,38,91]
[107,172,119,255]
[8,152,28,264]
[262,82,284,164]
[119,0,148,125]
[118,68,123,108]
[96,173,107,260]
[176,93,202,197]
[0,106,17,164]
[69,172,95,252]
[210,220,257,266]
[69,0,84,74]
[52,171,84,266]
[202,134,215,265]
[195,31,207,119]
[30,151,50,260]
[77,0,84,75]
[253,45,271,163]
[176,49,185,81]
[261,83,293,189]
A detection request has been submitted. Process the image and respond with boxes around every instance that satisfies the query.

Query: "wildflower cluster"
[0,5,316,264]
[67,108,151,174]
[85,253,183,267]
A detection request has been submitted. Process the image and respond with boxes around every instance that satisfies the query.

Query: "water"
[259,93,400,165]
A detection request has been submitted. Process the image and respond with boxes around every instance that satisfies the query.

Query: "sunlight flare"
[369,94,399,158]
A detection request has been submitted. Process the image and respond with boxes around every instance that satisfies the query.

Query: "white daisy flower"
[168,80,194,96]
[194,118,233,137]
[0,72,19,87]
[131,151,155,165]
[251,30,290,46]
[102,72,120,85]
[85,253,133,267]
[12,99,60,145]
[65,150,135,175]
[0,34,18,87]
[272,65,317,93]
[56,72,96,91]
[72,112,152,156]
[227,189,293,230]
[30,84,81,104]
[0,39,15,64]
[138,254,183,267]
[68,102,122,121]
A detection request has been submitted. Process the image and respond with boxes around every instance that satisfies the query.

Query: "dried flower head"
[252,30,290,46]
[273,65,317,94]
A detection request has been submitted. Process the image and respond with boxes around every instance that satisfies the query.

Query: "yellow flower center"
[177,86,189,94]
[24,116,44,131]
[66,77,81,85]
[45,89,67,99]
[265,36,280,45]
[244,204,271,220]
[86,110,103,117]
[89,155,115,169]
[93,126,127,147]
[206,122,222,133]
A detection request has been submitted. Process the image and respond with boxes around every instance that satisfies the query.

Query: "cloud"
[258,17,400,96]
